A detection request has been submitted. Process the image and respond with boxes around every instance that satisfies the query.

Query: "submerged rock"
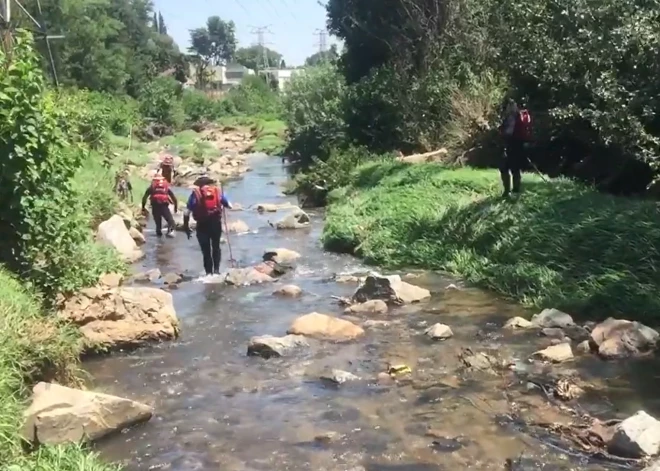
[608,411,660,458]
[321,369,360,385]
[256,202,295,212]
[353,274,431,305]
[344,300,388,315]
[57,286,179,350]
[96,215,144,263]
[273,284,302,297]
[425,323,454,340]
[247,334,309,358]
[224,267,274,286]
[133,268,161,283]
[226,219,249,234]
[503,317,533,329]
[274,209,311,230]
[533,343,574,363]
[530,308,575,329]
[287,312,364,341]
[590,318,659,359]
[22,382,152,445]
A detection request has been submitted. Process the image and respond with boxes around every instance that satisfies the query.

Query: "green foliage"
[138,76,185,130]
[223,75,282,116]
[305,44,339,67]
[188,16,237,87]
[181,89,226,123]
[282,63,347,164]
[491,0,660,169]
[235,45,283,71]
[0,267,119,471]
[22,0,182,96]
[252,119,287,155]
[323,162,660,322]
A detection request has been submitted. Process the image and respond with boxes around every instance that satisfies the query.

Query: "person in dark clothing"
[182,176,233,275]
[499,99,523,197]
[159,154,175,184]
[499,98,533,197]
[141,175,178,237]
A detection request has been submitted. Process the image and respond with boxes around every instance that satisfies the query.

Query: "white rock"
[503,317,533,329]
[530,308,575,328]
[608,411,660,458]
[425,323,454,340]
[96,215,144,262]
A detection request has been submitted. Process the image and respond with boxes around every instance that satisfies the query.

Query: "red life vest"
[150,176,170,204]
[513,109,533,141]
[192,185,222,220]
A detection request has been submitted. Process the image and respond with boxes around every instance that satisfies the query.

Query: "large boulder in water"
[263,248,301,264]
[589,318,659,359]
[287,312,364,342]
[608,411,660,458]
[57,286,179,350]
[96,215,144,262]
[530,308,575,328]
[22,382,152,445]
[226,219,249,234]
[247,334,309,358]
[274,208,311,230]
[352,273,431,305]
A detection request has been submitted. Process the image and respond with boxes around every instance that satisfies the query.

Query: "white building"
[260,68,305,91]
[187,62,255,89]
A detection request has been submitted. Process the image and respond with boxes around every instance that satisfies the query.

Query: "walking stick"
[222,206,237,268]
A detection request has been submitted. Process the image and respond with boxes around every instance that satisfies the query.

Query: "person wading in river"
[158,154,176,184]
[182,175,233,275]
[141,175,178,238]
[498,98,533,197]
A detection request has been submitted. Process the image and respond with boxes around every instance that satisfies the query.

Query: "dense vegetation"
[1,1,286,466]
[279,0,660,321]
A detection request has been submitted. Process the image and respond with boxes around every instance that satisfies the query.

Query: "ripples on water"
[85,156,660,471]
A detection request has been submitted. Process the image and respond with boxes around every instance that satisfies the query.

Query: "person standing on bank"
[499,98,533,197]
[141,175,178,237]
[182,175,233,275]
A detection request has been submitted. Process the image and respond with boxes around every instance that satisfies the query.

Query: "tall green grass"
[323,162,660,323]
[0,268,119,471]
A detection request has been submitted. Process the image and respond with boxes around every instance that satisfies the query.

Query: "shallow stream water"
[85,154,660,471]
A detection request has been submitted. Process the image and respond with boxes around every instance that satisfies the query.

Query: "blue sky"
[153,0,340,66]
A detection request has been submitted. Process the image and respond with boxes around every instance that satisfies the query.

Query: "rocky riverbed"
[23,149,660,471]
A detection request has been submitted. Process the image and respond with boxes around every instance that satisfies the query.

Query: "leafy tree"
[280,59,286,68]
[235,45,282,71]
[189,16,237,87]
[305,44,339,66]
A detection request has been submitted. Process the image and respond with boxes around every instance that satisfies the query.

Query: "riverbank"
[0,268,116,471]
[322,161,660,324]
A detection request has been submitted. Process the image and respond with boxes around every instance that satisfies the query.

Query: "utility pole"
[314,28,328,53]
[0,0,64,86]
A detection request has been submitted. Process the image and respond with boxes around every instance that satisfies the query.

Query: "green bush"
[138,76,185,129]
[282,63,347,165]
[181,89,226,123]
[0,32,124,298]
[224,75,282,116]
[0,267,118,471]
[324,161,660,322]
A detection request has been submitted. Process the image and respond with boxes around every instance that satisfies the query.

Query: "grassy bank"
[0,268,118,471]
[323,162,660,323]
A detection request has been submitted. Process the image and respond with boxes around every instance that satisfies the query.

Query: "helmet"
[161,154,174,166]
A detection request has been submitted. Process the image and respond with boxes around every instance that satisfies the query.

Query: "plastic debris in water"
[387,364,412,376]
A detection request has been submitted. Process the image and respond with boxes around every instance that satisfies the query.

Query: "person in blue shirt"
[182,176,233,275]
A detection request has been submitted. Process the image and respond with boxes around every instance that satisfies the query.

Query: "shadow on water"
[86,154,657,471]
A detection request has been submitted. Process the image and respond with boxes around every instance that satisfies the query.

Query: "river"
[85,153,660,471]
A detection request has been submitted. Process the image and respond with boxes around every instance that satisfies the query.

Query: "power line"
[249,25,275,72]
